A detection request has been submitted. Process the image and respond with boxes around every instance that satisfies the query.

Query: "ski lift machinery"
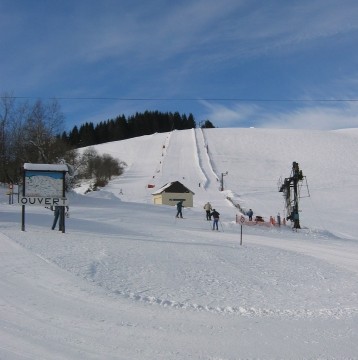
[278,161,310,229]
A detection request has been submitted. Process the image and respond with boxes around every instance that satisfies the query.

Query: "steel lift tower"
[278,161,307,229]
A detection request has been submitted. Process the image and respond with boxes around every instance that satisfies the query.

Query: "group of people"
[178,201,290,231]
[176,201,221,230]
[203,202,220,230]
[178,201,290,230]
[203,202,221,230]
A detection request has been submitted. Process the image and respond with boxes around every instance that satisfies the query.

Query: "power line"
[2,96,358,102]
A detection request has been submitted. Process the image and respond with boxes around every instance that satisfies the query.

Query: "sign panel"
[24,170,64,197]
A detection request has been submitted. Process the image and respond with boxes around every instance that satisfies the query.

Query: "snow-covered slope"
[1,128,357,359]
[93,128,358,240]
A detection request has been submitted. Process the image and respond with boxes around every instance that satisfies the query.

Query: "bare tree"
[76,147,127,188]
[79,147,98,179]
[0,95,68,183]
[0,94,18,182]
[1,94,126,189]
[23,99,65,163]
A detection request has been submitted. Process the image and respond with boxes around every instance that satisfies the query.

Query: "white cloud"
[199,100,260,127]
[260,103,358,130]
[200,100,358,130]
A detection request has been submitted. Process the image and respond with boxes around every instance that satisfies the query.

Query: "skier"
[247,209,253,221]
[210,209,220,230]
[176,201,184,218]
[203,202,212,220]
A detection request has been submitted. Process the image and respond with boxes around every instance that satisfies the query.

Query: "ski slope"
[1,127,358,359]
[98,127,358,239]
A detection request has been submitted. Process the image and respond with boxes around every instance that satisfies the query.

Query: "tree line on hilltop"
[61,111,214,148]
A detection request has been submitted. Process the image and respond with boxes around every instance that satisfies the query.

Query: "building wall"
[153,195,163,205]
[153,192,193,207]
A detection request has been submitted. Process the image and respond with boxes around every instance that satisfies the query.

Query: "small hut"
[152,181,194,207]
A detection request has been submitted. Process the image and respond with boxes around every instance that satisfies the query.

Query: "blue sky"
[1,0,358,131]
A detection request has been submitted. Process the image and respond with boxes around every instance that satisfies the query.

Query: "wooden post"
[61,171,66,233]
[21,171,25,231]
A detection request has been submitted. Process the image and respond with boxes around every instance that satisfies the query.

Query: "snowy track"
[194,128,220,190]
[1,203,358,359]
[3,201,358,322]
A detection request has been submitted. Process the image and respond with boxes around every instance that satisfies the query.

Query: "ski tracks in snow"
[113,288,358,320]
[159,129,219,192]
[193,128,219,190]
[8,226,357,322]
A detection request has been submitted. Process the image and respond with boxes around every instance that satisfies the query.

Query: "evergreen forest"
[61,111,200,148]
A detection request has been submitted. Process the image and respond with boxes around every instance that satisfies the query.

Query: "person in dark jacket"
[52,205,69,230]
[210,209,220,230]
[52,206,63,230]
[247,209,253,221]
[176,201,184,218]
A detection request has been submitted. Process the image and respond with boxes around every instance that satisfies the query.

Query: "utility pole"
[279,162,305,229]
[221,171,228,191]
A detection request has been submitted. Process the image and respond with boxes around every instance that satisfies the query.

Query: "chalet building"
[152,181,194,207]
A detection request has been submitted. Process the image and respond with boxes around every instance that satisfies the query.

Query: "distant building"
[152,181,194,207]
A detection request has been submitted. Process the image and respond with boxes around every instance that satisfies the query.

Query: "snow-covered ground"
[1,128,357,359]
